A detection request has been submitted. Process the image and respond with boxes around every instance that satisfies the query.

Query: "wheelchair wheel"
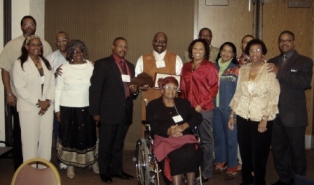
[135,138,160,185]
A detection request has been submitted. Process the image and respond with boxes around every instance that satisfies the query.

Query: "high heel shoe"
[92,162,99,174]
[67,166,75,179]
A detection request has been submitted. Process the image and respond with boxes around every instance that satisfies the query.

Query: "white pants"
[19,107,53,162]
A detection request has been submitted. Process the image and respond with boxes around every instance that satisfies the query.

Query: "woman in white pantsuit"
[12,35,55,162]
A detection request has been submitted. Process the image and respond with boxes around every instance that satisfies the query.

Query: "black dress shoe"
[111,172,134,179]
[272,180,290,185]
[100,174,113,183]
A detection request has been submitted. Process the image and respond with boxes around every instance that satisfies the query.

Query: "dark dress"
[146,97,203,176]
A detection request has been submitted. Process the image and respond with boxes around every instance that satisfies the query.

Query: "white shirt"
[135,50,183,76]
[54,61,94,112]
[46,49,68,73]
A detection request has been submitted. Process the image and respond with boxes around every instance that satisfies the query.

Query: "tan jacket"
[229,63,280,121]
[12,57,55,112]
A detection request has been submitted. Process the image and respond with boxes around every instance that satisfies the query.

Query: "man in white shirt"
[46,31,69,170]
[0,15,52,170]
[135,32,183,184]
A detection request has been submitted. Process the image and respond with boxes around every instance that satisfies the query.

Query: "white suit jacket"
[12,57,55,112]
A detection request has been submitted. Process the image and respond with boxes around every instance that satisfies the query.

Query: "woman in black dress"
[146,76,203,185]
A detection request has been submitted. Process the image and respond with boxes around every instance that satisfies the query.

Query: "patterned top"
[229,62,280,121]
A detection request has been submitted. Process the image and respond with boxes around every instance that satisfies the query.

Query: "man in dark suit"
[89,37,138,183]
[267,31,313,185]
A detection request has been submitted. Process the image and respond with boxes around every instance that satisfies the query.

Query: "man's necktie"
[281,54,287,69]
[120,60,130,97]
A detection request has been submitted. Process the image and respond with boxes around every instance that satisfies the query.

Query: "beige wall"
[45,0,194,149]
[198,0,314,149]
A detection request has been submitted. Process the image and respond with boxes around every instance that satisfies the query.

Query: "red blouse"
[180,59,218,111]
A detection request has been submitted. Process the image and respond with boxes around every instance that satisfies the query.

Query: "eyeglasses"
[278,39,294,44]
[249,48,262,53]
[154,40,167,44]
[73,50,83,55]
[56,39,68,44]
[114,45,128,50]
[163,86,178,91]
[27,43,42,48]
[23,23,35,27]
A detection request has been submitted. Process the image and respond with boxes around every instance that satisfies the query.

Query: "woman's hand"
[167,124,183,138]
[56,112,61,122]
[228,117,236,130]
[37,100,51,115]
[258,120,267,133]
[195,105,202,113]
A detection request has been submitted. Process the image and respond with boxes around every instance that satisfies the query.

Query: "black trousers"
[98,112,130,175]
[11,106,23,170]
[271,115,307,183]
[237,116,273,185]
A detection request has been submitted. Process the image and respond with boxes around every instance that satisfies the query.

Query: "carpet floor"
[1,149,314,185]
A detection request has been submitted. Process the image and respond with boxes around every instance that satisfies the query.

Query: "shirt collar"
[153,50,167,61]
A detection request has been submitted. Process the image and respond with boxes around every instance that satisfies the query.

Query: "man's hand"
[140,84,151,91]
[6,94,17,107]
[54,65,63,77]
[266,63,279,74]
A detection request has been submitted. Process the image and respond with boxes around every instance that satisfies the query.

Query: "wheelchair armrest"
[141,120,153,140]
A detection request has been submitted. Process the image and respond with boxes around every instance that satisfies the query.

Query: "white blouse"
[54,61,94,112]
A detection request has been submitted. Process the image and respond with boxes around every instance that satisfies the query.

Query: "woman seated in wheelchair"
[146,76,203,185]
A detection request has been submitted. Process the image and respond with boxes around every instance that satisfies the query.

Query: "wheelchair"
[134,116,203,185]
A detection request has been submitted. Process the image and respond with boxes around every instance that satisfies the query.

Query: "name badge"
[40,76,45,84]
[122,74,130,82]
[156,61,166,68]
[172,115,183,123]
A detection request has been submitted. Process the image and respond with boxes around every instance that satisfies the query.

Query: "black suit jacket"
[268,50,313,127]
[89,55,135,125]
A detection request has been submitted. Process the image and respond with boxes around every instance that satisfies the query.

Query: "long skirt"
[57,106,97,167]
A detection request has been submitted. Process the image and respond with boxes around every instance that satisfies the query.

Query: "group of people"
[0,15,312,185]
[136,28,312,185]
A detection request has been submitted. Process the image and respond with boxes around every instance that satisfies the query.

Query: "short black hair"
[113,37,127,45]
[198,28,212,36]
[278,30,295,40]
[241,35,254,43]
[187,39,210,61]
[20,15,36,26]
[244,39,267,55]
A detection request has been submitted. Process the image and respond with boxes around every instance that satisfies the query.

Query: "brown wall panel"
[198,0,255,57]
[45,0,194,149]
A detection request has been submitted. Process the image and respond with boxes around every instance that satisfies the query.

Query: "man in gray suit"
[267,31,313,185]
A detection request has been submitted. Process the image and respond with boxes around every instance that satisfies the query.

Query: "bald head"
[152,32,168,54]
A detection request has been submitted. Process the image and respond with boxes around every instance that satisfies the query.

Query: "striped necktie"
[280,54,287,69]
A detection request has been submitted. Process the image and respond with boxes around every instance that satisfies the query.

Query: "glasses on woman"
[163,86,178,91]
[249,48,262,53]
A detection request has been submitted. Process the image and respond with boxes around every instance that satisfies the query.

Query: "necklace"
[192,62,201,71]
[249,62,264,80]
[33,59,41,68]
